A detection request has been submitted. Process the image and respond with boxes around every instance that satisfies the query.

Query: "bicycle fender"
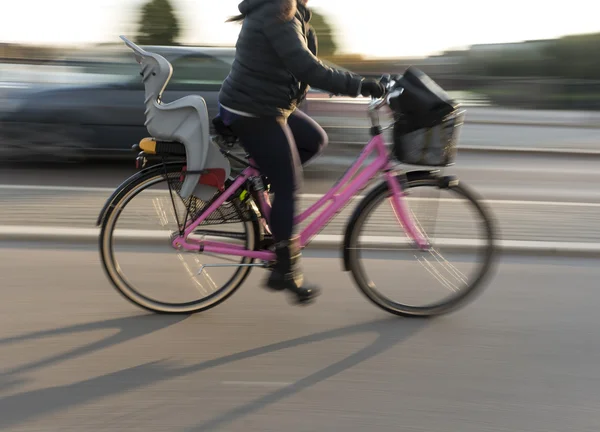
[96,162,183,227]
[341,169,439,271]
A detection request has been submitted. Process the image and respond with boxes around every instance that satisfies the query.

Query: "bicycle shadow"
[0,316,429,430]
[0,314,187,392]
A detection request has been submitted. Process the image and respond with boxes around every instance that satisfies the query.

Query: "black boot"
[265,237,321,304]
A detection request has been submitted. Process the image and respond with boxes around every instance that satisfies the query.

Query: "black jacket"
[218,0,364,118]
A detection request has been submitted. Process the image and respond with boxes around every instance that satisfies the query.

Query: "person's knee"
[316,128,329,153]
[290,110,328,155]
[306,117,328,153]
[303,125,328,161]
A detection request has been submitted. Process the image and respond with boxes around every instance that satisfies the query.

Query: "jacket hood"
[238,0,309,21]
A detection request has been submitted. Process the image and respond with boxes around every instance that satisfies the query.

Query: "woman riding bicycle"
[218,0,386,303]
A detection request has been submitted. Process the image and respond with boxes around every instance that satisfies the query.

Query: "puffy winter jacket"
[218,0,364,118]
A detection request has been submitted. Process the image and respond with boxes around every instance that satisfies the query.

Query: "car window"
[170,54,233,86]
[80,61,141,83]
[45,49,143,86]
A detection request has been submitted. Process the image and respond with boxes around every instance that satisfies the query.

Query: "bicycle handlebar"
[367,74,403,113]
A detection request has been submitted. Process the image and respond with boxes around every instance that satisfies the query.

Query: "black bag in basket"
[389,67,463,166]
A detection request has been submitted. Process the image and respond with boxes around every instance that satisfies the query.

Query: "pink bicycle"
[98,70,497,317]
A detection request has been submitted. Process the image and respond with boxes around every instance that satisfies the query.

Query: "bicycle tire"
[99,162,261,314]
[344,173,497,317]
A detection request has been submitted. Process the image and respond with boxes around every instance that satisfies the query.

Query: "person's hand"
[360,78,386,98]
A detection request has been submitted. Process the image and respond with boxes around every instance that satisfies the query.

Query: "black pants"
[226,109,328,243]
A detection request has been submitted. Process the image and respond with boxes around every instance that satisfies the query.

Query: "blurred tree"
[310,9,338,58]
[460,33,600,80]
[136,0,181,46]
[545,33,600,79]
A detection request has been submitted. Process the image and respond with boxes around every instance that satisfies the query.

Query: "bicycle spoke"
[99,165,259,314]
[346,175,495,316]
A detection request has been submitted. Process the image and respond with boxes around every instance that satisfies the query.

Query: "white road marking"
[0,184,599,207]
[0,226,598,253]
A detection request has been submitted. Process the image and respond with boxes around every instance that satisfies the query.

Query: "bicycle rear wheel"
[99,162,260,314]
[344,172,497,317]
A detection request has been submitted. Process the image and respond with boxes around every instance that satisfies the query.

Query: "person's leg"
[287,109,329,165]
[229,115,299,241]
[227,115,320,303]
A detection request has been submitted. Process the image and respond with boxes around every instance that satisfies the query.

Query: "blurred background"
[2,0,600,164]
[2,2,600,431]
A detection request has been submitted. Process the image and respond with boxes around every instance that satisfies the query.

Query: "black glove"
[360,78,386,98]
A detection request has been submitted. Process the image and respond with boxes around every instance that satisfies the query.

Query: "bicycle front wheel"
[99,163,260,314]
[345,173,497,317]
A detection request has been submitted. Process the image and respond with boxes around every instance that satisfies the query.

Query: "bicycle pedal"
[261,260,276,271]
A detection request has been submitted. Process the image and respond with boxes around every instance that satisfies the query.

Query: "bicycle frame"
[171,131,430,260]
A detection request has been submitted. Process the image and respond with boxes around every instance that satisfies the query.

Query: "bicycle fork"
[383,170,431,250]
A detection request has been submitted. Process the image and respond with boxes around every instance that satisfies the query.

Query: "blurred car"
[0,45,243,161]
[0,44,377,163]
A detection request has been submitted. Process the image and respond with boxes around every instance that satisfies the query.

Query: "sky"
[2,0,599,57]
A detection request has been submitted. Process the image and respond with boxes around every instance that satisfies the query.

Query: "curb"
[307,235,600,257]
[2,226,600,257]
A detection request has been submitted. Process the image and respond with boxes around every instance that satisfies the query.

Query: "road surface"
[318,117,600,152]
[1,112,599,430]
[2,105,600,163]
[309,104,600,152]
[1,148,599,202]
[0,245,599,431]
[1,147,600,250]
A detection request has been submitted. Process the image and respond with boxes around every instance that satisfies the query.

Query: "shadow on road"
[0,316,428,430]
[0,314,187,392]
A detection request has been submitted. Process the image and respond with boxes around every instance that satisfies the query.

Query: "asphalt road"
[3,105,600,163]
[1,149,599,203]
[2,97,600,431]
[1,244,599,431]
[2,102,600,204]
[459,122,600,150]
[318,118,600,152]
[310,105,600,152]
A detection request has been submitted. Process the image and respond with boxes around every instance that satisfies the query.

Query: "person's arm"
[263,15,363,97]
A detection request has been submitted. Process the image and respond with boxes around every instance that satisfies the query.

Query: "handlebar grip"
[379,74,391,87]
